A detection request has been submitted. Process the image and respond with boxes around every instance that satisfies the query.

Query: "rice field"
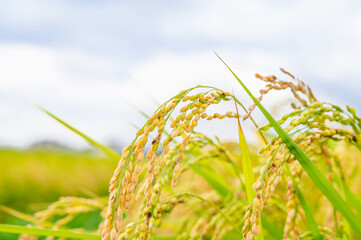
[1,59,361,240]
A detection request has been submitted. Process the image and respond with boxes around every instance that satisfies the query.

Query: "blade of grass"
[217,53,361,236]
[0,205,38,225]
[233,97,254,203]
[0,205,54,228]
[261,217,283,240]
[234,97,264,240]
[344,185,361,218]
[37,105,120,160]
[285,164,323,240]
[332,173,361,218]
[0,224,100,239]
[191,164,231,199]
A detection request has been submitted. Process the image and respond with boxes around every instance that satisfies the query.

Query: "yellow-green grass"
[0,149,115,212]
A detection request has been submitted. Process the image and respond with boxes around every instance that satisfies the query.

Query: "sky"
[1,0,361,148]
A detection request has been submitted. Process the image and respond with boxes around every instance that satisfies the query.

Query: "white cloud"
[0,43,134,147]
[0,0,360,148]
[0,44,294,147]
[162,0,361,85]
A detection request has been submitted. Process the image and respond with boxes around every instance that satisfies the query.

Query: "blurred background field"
[0,148,115,210]
[0,147,116,239]
[1,139,361,239]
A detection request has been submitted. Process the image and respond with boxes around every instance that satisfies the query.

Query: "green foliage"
[37,105,120,160]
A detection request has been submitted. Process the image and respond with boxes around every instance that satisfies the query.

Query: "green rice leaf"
[217,53,361,236]
[344,185,361,218]
[191,164,231,199]
[0,224,100,239]
[0,205,38,225]
[285,164,323,240]
[234,98,264,240]
[37,105,120,160]
[333,174,361,218]
[0,205,53,228]
[233,98,255,203]
[261,217,283,240]
[0,224,175,240]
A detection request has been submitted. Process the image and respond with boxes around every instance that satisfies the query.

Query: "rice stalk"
[216,53,361,237]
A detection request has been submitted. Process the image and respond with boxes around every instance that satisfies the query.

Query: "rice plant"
[1,57,361,240]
